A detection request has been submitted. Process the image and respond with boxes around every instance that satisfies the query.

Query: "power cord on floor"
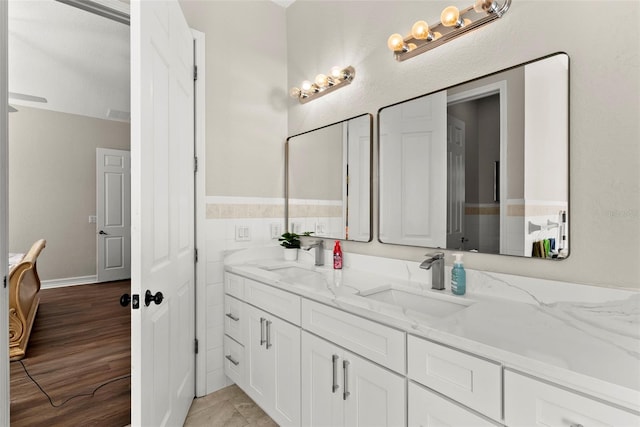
[12,359,131,408]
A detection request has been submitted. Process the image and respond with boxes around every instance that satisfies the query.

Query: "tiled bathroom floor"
[184,384,278,426]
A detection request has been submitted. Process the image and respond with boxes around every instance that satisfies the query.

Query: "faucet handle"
[425,252,444,260]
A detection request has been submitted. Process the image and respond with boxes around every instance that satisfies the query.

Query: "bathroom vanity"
[222,247,639,426]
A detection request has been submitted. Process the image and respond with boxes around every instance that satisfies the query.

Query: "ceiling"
[8,0,130,121]
[8,0,295,122]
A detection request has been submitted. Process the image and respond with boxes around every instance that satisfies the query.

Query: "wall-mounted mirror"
[379,53,569,259]
[286,114,372,242]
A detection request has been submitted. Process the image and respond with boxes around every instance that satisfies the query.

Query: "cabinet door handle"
[225,354,240,366]
[343,360,350,400]
[332,354,339,393]
[266,320,272,349]
[225,312,239,322]
[260,317,266,346]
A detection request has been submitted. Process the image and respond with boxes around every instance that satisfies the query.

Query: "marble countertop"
[225,247,640,413]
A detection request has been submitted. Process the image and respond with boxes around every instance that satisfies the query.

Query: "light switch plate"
[270,223,282,239]
[235,225,251,241]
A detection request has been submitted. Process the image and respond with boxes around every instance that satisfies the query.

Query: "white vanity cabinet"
[244,304,301,427]
[301,331,406,427]
[223,273,302,427]
[504,370,640,426]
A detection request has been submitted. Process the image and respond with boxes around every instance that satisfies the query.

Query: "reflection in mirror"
[379,53,569,259]
[286,114,372,242]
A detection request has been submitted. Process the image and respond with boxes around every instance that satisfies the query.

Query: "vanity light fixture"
[289,66,355,104]
[387,0,511,62]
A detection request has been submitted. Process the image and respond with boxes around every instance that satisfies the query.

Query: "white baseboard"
[41,275,98,289]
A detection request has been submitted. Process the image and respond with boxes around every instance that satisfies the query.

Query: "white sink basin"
[266,266,317,279]
[359,286,472,318]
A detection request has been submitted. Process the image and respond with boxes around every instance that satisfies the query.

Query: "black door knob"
[99,230,108,235]
[145,290,164,307]
[120,293,131,307]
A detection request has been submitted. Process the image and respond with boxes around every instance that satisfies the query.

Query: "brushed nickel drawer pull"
[225,312,239,322]
[225,355,239,366]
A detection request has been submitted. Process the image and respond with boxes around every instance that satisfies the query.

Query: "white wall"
[8,106,130,281]
[287,1,640,289]
[179,0,288,394]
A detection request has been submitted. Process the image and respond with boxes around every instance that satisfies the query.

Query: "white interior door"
[130,1,195,425]
[379,91,447,247]
[346,115,371,241]
[447,115,466,249]
[96,148,131,282]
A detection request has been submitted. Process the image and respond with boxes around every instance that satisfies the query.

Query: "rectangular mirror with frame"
[378,53,569,259]
[286,114,372,242]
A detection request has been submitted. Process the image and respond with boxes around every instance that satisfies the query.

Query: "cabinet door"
[343,351,406,427]
[271,316,301,427]
[244,305,273,409]
[408,381,499,426]
[302,332,344,427]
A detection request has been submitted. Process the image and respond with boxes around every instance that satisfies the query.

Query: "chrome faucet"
[303,240,325,266]
[419,252,445,290]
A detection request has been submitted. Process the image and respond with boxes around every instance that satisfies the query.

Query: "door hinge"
[194,156,198,173]
[195,338,199,354]
[3,275,6,289]
[193,65,198,81]
[195,248,199,263]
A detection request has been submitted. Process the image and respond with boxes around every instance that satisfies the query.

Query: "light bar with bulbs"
[387,0,511,62]
[290,66,355,104]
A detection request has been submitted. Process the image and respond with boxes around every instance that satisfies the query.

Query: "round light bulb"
[411,20,430,40]
[387,33,405,52]
[315,74,328,88]
[441,6,461,27]
[330,66,342,79]
[474,0,497,13]
[301,80,313,91]
[289,87,301,98]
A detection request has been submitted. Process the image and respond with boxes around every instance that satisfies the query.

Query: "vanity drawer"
[504,370,640,426]
[244,278,301,325]
[301,299,405,374]
[408,335,502,421]
[224,295,244,344]
[409,381,500,426]
[223,335,244,387]
[225,273,244,299]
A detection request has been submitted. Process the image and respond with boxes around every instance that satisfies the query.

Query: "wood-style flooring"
[9,280,276,427]
[10,281,131,427]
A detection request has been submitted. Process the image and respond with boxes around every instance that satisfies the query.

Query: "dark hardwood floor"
[10,281,131,426]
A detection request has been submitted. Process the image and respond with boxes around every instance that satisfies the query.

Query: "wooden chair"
[9,239,46,361]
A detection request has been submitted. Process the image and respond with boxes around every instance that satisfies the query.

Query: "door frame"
[1,2,10,424]
[447,81,507,253]
[0,9,208,422]
[192,28,207,398]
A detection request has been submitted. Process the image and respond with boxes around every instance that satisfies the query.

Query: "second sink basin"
[358,285,473,319]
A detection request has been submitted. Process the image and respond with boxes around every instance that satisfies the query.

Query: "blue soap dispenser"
[451,253,466,296]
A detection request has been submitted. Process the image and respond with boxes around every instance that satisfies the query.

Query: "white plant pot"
[283,247,298,261]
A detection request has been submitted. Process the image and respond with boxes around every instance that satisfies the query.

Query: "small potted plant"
[279,231,314,261]
[279,232,301,261]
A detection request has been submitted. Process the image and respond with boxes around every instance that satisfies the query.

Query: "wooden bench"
[9,239,46,361]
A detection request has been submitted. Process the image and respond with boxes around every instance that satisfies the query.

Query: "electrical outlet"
[270,223,282,239]
[235,225,251,241]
